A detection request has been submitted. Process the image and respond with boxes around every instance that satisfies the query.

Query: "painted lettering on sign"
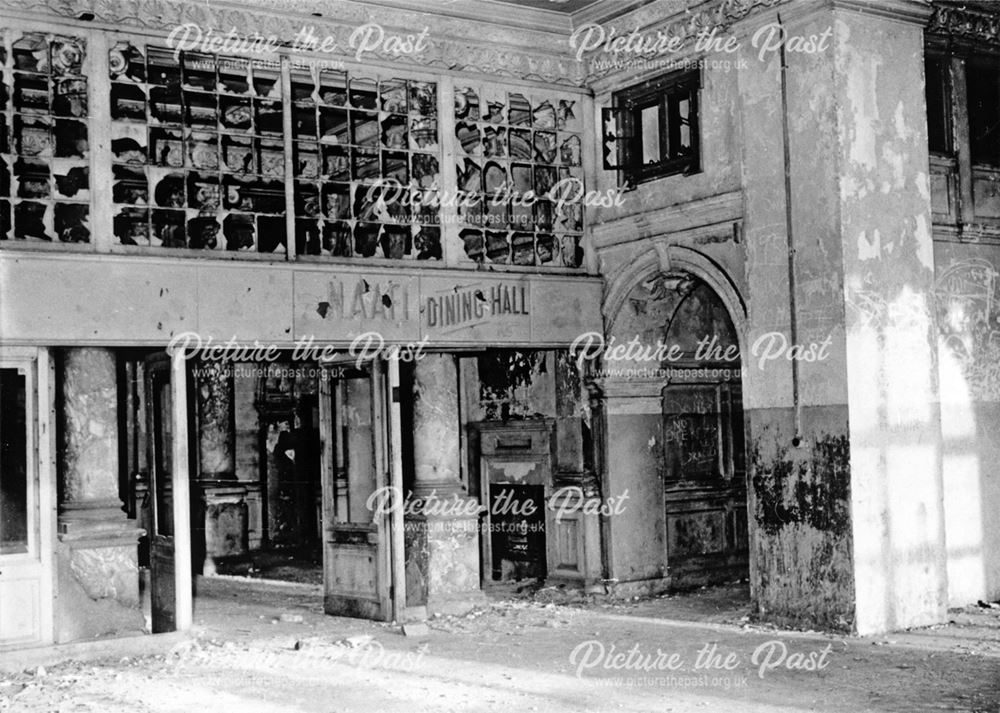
[320,278,411,322]
[425,283,529,329]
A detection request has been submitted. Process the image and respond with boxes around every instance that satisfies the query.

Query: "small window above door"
[603,69,700,187]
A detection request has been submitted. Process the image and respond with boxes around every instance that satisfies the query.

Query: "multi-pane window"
[603,70,699,186]
[109,45,286,251]
[0,32,90,242]
[289,69,441,259]
[453,86,584,267]
[2,24,589,270]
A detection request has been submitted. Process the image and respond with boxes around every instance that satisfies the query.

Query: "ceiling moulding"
[7,0,590,86]
[359,0,576,33]
[571,0,660,28]
[928,1,1000,44]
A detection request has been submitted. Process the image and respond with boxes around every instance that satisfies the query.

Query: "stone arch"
[604,245,748,356]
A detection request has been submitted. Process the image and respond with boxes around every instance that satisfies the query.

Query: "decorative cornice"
[0,0,810,87]
[3,0,590,86]
[578,0,785,82]
[928,1,1000,44]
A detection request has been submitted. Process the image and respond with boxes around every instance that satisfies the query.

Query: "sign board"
[0,253,602,348]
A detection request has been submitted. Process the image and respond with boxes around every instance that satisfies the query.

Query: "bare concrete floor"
[485,579,753,626]
[3,579,999,712]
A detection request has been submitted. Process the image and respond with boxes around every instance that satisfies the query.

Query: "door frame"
[0,346,55,649]
[169,348,193,631]
[318,356,404,621]
[145,349,193,633]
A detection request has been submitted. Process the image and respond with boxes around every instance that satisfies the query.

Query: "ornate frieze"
[928,1,1000,45]
[3,0,590,86]
[0,0,818,87]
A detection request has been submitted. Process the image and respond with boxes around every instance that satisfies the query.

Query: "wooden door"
[662,380,748,587]
[319,359,394,620]
[0,349,54,648]
[146,352,176,633]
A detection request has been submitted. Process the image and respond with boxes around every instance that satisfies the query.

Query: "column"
[736,0,944,634]
[57,348,145,642]
[194,361,244,575]
[412,354,462,494]
[196,360,235,479]
[404,354,485,616]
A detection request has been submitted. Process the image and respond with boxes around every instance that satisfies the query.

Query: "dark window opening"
[925,54,952,155]
[968,57,1000,166]
[603,70,700,186]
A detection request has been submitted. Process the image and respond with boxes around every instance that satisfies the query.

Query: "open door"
[145,350,192,633]
[145,353,175,633]
[0,348,54,649]
[319,358,400,621]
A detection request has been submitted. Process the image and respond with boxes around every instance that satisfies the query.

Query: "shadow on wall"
[934,257,1000,608]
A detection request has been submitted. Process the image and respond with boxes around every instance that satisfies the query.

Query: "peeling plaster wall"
[591,46,748,308]
[591,47,743,226]
[933,242,1000,607]
[591,47,750,592]
[460,350,590,489]
[736,8,855,632]
[833,11,945,634]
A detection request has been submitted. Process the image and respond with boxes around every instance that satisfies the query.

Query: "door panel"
[320,360,392,621]
[662,380,748,587]
[0,352,53,649]
[146,353,176,633]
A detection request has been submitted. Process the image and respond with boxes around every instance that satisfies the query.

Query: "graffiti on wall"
[934,258,1000,401]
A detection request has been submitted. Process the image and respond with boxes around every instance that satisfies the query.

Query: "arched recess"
[598,242,752,592]
[604,244,748,357]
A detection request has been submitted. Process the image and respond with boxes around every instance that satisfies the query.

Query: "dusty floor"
[214,546,324,585]
[2,578,999,713]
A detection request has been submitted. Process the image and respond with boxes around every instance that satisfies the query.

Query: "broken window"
[1,32,90,242]
[293,69,441,260]
[604,69,700,186]
[109,43,286,252]
[453,86,584,268]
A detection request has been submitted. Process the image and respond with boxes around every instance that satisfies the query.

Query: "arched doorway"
[600,262,750,595]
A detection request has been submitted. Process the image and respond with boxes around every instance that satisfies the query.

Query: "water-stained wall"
[735,6,856,631]
[737,4,946,634]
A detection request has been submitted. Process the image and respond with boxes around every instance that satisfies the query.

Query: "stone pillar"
[736,0,944,634]
[196,360,235,479]
[592,377,669,596]
[194,361,243,574]
[57,347,144,643]
[405,354,485,616]
[411,354,462,495]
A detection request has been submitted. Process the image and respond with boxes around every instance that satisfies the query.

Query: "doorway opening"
[658,277,749,591]
[121,352,405,634]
